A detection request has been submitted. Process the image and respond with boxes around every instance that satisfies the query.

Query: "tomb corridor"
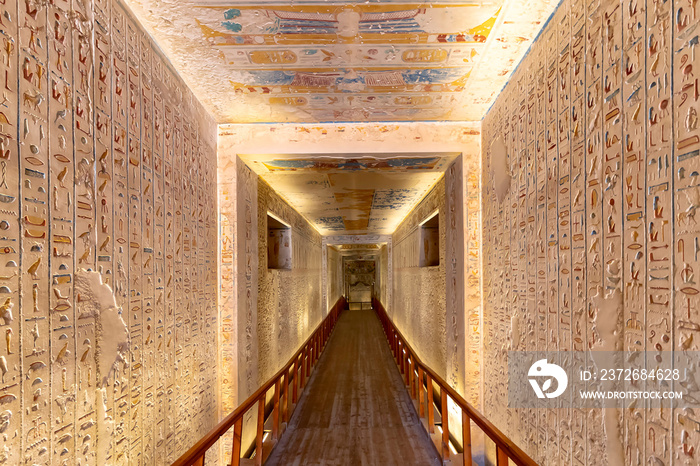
[0,0,698,465]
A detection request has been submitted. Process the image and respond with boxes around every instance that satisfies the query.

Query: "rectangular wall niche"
[268,213,292,270]
[419,211,440,267]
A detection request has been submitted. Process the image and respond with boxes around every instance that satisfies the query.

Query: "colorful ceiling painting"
[122,0,560,122]
[336,244,381,250]
[239,153,458,234]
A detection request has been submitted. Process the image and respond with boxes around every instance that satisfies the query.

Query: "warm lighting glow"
[233,152,459,236]
[450,441,458,455]
[435,425,459,455]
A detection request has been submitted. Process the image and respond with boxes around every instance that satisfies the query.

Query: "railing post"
[404,351,409,386]
[255,397,265,466]
[311,336,316,366]
[462,411,472,466]
[315,332,320,362]
[427,374,434,433]
[292,358,299,403]
[306,342,312,374]
[273,379,280,441]
[282,371,289,423]
[441,388,449,460]
[309,341,314,371]
[410,358,416,398]
[496,447,508,466]
[300,352,306,389]
[418,367,425,418]
[308,342,313,373]
[193,454,204,466]
[231,417,243,466]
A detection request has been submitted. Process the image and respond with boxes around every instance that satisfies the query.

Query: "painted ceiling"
[240,153,458,235]
[336,244,380,250]
[123,0,560,123]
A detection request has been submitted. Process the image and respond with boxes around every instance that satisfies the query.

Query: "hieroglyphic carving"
[444,156,465,397]
[522,50,539,460]
[0,0,218,464]
[622,0,647,461]
[544,21,561,464]
[601,0,625,460]
[172,87,185,455]
[464,156,481,411]
[111,5,130,461]
[73,1,98,463]
[484,0,700,463]
[647,0,674,463]
[49,0,78,462]
[673,0,700,459]
[584,0,608,461]
[0,0,19,462]
[19,0,51,462]
[570,0,588,460]
[93,2,114,460]
[557,3,573,462]
[509,71,526,455]
[125,16,143,463]
[140,29,155,465]
[151,52,165,465]
[0,0,20,464]
[534,41,548,465]
[392,178,448,377]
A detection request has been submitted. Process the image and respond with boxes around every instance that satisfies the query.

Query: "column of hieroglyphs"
[0,0,218,464]
[483,0,700,464]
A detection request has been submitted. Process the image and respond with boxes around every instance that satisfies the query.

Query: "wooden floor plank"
[265,309,441,466]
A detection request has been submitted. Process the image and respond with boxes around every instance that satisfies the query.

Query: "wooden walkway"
[265,309,441,466]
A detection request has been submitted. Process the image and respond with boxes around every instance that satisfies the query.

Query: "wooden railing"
[173,296,347,466]
[372,298,537,466]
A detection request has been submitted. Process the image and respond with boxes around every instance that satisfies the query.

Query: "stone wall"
[393,180,447,377]
[377,244,389,306]
[0,0,219,464]
[326,245,343,310]
[390,156,476,406]
[257,180,323,386]
[481,0,700,464]
[218,121,483,402]
[219,157,323,404]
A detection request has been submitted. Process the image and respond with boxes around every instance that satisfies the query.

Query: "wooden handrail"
[173,296,347,466]
[372,298,537,466]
